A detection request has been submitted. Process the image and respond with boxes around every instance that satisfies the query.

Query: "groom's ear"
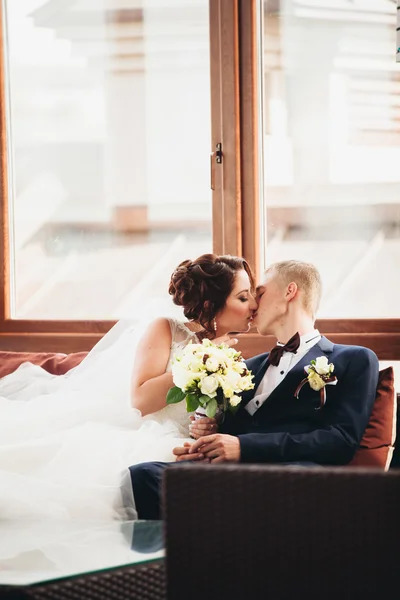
[286,282,298,302]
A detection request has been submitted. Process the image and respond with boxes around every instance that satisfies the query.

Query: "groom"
[129,260,379,519]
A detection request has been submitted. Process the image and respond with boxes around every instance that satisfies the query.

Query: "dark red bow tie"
[268,332,301,367]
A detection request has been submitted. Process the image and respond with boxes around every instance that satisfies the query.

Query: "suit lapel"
[252,355,270,393]
[255,336,334,409]
[240,354,269,407]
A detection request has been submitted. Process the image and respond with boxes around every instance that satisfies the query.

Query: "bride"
[0,254,256,521]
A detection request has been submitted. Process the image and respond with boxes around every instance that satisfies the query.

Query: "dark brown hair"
[169,254,255,334]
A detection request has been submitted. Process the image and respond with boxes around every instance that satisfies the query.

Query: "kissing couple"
[128,255,379,519]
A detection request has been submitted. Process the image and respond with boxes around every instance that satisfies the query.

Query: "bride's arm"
[131,318,174,416]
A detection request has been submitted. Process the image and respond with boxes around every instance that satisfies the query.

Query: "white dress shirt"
[245,330,321,416]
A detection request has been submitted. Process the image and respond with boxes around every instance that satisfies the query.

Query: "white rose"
[179,355,190,368]
[238,374,254,391]
[191,356,205,371]
[172,365,198,391]
[314,356,331,375]
[308,371,325,391]
[205,356,220,372]
[180,354,204,373]
[225,370,241,387]
[213,348,229,364]
[222,386,234,399]
[232,361,246,373]
[183,343,203,355]
[200,375,219,397]
[229,395,241,407]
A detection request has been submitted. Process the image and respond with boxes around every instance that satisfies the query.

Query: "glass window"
[261,0,400,318]
[4,1,211,320]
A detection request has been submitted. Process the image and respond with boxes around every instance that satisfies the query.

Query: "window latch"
[215,142,222,164]
[210,143,222,190]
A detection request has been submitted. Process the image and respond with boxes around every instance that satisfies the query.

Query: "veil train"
[0,311,189,521]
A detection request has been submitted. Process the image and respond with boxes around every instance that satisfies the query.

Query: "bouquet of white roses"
[166,338,254,418]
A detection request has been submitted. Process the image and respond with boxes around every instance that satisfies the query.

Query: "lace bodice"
[166,319,200,371]
[144,319,200,435]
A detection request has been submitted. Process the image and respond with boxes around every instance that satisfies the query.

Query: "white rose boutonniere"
[295,356,338,409]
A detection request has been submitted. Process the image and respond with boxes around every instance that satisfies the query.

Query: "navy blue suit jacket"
[220,337,379,466]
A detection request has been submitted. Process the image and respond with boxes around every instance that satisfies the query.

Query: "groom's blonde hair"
[265,260,322,318]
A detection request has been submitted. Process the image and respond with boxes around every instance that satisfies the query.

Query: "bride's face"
[215,269,257,334]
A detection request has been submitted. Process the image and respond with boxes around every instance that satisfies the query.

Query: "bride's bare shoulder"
[148,317,174,331]
[139,317,174,343]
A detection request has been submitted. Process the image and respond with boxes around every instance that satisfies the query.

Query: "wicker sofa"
[163,463,400,600]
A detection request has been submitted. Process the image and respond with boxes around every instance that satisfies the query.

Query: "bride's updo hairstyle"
[169,254,255,335]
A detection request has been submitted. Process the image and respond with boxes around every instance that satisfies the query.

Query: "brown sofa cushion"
[349,367,396,470]
[0,351,88,378]
[38,352,88,375]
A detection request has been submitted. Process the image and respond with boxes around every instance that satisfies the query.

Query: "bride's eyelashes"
[239,297,248,303]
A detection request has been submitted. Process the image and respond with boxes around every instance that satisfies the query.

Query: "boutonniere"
[295,356,338,409]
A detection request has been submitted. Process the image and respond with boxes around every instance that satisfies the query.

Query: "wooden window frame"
[0,0,399,359]
[0,1,238,352]
[236,0,400,360]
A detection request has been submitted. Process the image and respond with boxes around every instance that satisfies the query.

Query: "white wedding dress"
[0,318,199,521]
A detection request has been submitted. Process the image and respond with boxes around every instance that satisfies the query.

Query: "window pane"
[4,1,211,319]
[261,0,400,318]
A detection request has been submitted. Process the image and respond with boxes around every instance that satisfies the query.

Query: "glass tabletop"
[0,519,164,587]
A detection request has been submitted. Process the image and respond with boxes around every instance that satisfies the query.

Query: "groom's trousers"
[129,460,319,520]
[129,461,171,520]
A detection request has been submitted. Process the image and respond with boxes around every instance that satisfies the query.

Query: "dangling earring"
[213,318,217,332]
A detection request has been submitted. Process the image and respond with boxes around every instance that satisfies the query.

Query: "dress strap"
[167,319,199,345]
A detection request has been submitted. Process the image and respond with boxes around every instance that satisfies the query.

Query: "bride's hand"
[212,334,239,348]
[173,442,209,462]
[189,415,218,439]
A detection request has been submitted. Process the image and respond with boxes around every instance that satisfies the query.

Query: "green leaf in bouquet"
[186,394,199,413]
[205,398,218,418]
[198,395,210,407]
[166,386,186,405]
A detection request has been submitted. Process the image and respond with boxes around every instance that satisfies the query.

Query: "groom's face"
[253,270,287,335]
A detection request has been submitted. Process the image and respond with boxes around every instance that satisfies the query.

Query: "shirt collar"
[297,329,321,353]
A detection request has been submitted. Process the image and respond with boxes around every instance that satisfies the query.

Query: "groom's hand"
[188,434,241,463]
[189,416,218,439]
